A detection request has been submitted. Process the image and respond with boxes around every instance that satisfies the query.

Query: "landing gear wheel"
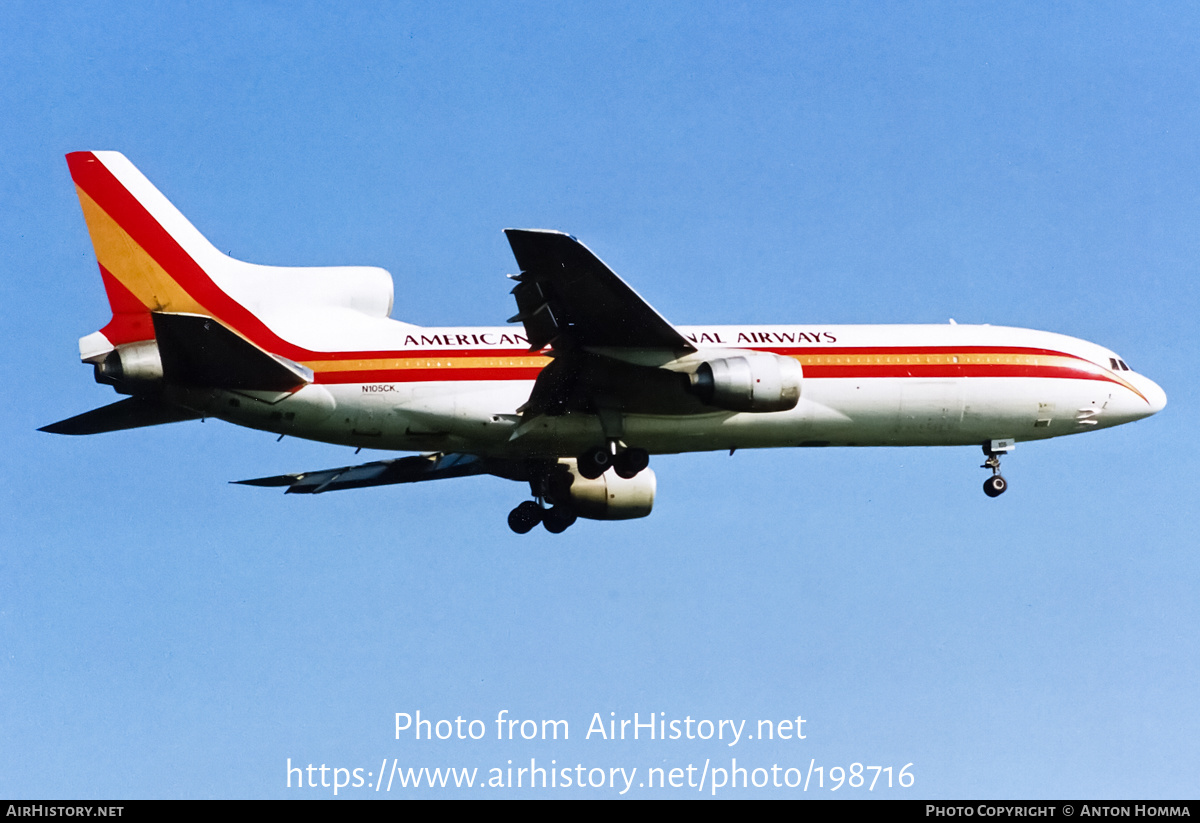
[979,443,1011,498]
[577,446,611,479]
[542,506,577,534]
[613,447,650,479]
[507,501,543,534]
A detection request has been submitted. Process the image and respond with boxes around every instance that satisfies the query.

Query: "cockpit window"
[1118,359,1130,371]
[1109,357,1132,372]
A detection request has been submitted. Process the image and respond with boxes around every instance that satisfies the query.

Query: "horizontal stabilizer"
[234,452,487,494]
[39,397,201,435]
[152,312,312,391]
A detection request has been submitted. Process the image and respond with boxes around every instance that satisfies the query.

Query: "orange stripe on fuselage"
[309,354,549,384]
[302,354,551,372]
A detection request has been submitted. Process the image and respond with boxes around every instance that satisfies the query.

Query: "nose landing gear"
[980,439,1014,498]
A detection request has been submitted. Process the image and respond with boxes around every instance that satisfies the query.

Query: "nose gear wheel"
[980,447,1008,498]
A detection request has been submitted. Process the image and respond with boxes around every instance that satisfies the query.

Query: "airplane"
[43,151,1167,534]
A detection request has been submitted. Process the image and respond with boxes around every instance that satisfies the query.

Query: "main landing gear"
[980,439,1014,498]
[507,500,577,534]
[577,444,649,480]
[507,462,581,535]
[507,443,652,534]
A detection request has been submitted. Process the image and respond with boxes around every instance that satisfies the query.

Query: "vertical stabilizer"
[65,151,395,361]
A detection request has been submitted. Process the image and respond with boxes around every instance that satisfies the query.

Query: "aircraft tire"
[613,447,649,479]
[983,475,1008,498]
[577,446,611,479]
[542,506,577,534]
[508,501,543,534]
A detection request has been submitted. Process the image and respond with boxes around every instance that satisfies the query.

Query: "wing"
[233,452,497,494]
[505,230,704,420]
[505,229,695,353]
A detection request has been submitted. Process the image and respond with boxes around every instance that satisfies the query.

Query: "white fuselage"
[187,318,1166,459]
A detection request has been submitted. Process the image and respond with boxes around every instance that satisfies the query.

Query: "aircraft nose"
[1130,373,1167,416]
[1145,376,1167,414]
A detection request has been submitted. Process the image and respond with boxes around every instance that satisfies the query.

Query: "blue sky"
[2,2,1197,798]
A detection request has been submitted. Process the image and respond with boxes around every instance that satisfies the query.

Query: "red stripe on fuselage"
[316,366,547,384]
[313,364,1116,385]
[801,363,1110,381]
[309,345,1122,389]
[750,344,1085,359]
[304,346,546,362]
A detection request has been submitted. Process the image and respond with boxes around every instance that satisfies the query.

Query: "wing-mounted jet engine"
[687,352,803,413]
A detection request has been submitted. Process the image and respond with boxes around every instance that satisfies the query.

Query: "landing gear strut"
[980,440,1013,498]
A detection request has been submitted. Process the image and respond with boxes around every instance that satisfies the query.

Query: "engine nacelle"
[689,352,802,412]
[94,340,163,393]
[548,461,656,520]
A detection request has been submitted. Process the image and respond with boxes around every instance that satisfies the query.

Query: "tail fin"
[67,150,258,352]
[66,151,395,362]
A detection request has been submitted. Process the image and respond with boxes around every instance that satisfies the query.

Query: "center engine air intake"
[688,352,802,412]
